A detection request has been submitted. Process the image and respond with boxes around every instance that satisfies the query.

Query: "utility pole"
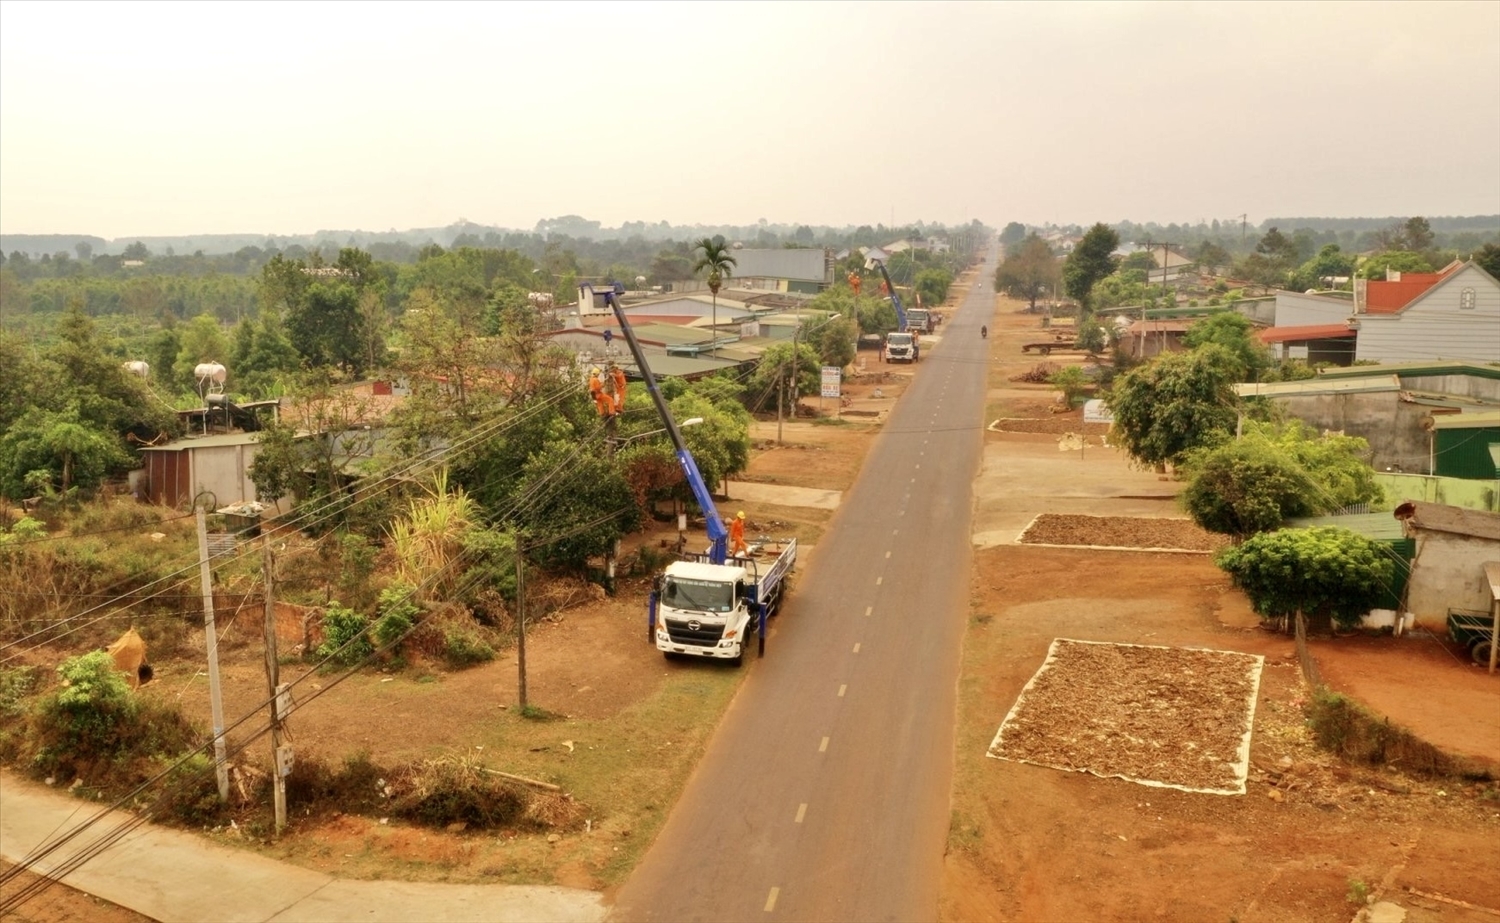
[515,536,528,709]
[195,508,229,800]
[262,541,287,833]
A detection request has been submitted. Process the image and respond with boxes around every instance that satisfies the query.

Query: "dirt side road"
[940,291,1500,923]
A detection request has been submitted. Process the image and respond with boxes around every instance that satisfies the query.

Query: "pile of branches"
[1009,362,1060,384]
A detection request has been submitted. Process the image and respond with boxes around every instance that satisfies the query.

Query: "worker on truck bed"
[589,368,614,417]
[730,510,748,556]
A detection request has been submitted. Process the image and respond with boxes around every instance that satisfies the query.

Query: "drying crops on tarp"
[988,639,1264,795]
[1018,513,1225,552]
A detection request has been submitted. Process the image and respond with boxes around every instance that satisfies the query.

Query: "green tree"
[1398,216,1434,252]
[1180,439,1320,538]
[1292,244,1355,290]
[914,268,953,307]
[1049,366,1088,407]
[1106,345,1240,470]
[173,313,230,394]
[0,405,129,498]
[1358,250,1433,280]
[1062,223,1120,311]
[1074,319,1108,356]
[1183,312,1270,381]
[121,241,151,261]
[288,281,367,375]
[804,314,857,368]
[1194,241,1231,275]
[993,234,1060,311]
[692,236,737,353]
[998,222,1027,249]
[1216,527,1394,631]
[1120,251,1158,273]
[748,341,820,414]
[1472,242,1500,278]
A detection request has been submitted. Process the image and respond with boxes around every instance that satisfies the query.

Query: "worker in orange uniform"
[610,365,628,414]
[588,368,614,417]
[729,510,748,556]
[848,271,861,296]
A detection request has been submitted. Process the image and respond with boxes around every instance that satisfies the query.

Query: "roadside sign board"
[1083,399,1114,424]
[821,366,842,399]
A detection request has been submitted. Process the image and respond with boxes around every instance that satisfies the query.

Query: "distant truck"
[653,540,797,665]
[883,331,919,363]
[906,308,933,334]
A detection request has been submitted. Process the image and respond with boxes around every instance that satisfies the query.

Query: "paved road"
[612,258,995,922]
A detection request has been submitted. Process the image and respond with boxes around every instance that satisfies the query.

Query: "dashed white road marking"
[853,643,861,653]
[765,887,780,912]
[795,803,807,823]
[876,576,883,585]
[819,736,829,753]
[884,551,891,559]
[838,684,847,697]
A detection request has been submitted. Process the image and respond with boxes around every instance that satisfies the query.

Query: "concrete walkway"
[0,772,605,923]
[725,480,842,511]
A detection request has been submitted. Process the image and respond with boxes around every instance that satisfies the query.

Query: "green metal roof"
[1431,411,1500,430]
[1284,513,1406,541]
[1316,361,1500,383]
[1235,376,1400,398]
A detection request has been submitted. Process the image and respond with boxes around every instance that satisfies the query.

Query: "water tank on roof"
[122,360,150,379]
[195,362,227,385]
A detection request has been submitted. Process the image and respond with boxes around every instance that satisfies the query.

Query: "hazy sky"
[2,1,1498,238]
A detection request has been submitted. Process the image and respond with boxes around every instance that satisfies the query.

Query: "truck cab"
[906,308,931,334]
[653,540,795,665]
[883,331,919,363]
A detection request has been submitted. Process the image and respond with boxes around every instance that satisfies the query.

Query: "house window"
[1459,287,1476,309]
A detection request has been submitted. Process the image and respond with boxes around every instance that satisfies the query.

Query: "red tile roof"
[1258,323,1354,344]
[1364,274,1442,313]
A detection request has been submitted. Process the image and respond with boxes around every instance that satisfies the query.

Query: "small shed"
[1393,501,1500,627]
[138,433,270,509]
[1431,412,1500,481]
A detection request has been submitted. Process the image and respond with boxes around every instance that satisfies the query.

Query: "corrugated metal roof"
[1395,501,1500,541]
[1431,411,1500,430]
[1316,362,1500,383]
[1258,324,1354,344]
[1235,376,1400,398]
[1285,513,1406,541]
[139,432,268,451]
[723,248,829,284]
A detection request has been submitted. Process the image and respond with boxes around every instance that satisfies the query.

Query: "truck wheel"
[1473,640,1495,665]
[732,638,747,668]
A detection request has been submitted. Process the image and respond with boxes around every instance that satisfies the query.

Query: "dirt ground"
[0,863,151,923]
[939,289,1500,923]
[13,268,1500,922]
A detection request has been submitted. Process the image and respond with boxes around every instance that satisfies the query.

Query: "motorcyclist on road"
[981,325,988,339]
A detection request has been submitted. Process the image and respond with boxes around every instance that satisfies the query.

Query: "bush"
[442,629,495,669]
[373,584,419,651]
[316,601,372,666]
[390,757,527,829]
[1048,366,1089,408]
[1215,527,1394,631]
[27,652,199,781]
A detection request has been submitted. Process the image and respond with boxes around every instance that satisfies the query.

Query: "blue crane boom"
[872,259,908,332]
[602,291,729,564]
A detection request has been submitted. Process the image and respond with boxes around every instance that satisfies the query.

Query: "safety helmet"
[737,511,745,519]
[590,367,601,375]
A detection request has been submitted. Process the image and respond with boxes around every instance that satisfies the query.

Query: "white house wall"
[1274,291,1355,327]
[190,445,258,508]
[1355,265,1500,364]
[1406,530,1500,626]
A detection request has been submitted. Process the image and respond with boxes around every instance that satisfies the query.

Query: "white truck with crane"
[872,260,920,363]
[600,290,797,666]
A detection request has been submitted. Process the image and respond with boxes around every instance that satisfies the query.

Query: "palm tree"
[692,236,737,355]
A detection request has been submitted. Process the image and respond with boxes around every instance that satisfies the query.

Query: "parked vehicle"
[601,289,797,665]
[653,539,796,666]
[1448,608,1497,664]
[883,331,919,363]
[906,308,932,334]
